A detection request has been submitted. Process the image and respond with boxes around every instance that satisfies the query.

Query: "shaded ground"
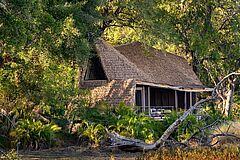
[20,146,142,160]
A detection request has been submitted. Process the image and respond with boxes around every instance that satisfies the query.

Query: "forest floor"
[20,146,142,160]
[16,143,240,160]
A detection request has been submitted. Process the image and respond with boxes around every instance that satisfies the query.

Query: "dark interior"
[150,88,175,107]
[135,85,196,110]
[84,55,107,80]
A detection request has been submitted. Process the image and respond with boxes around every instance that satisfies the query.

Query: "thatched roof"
[95,39,204,88]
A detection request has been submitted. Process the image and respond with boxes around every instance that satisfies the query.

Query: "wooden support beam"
[148,86,151,116]
[142,86,146,112]
[184,92,187,110]
[175,90,178,111]
[190,92,193,107]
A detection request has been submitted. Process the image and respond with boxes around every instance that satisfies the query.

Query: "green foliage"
[1,2,98,150]
[10,119,61,149]
[113,114,163,143]
[78,121,105,145]
[0,112,13,149]
[0,53,90,149]
[103,0,240,86]
[0,0,102,61]
[0,0,99,115]
[74,103,164,144]
[1,0,239,151]
[68,102,237,149]
[177,114,204,141]
[0,0,103,100]
[0,0,101,150]
[161,108,225,142]
[74,103,228,145]
[111,104,163,143]
[231,106,240,120]
[0,55,87,149]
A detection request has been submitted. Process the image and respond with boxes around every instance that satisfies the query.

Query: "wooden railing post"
[175,90,178,111]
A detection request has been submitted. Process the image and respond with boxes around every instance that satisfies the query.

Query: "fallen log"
[107,72,240,151]
[107,98,216,151]
[107,130,156,151]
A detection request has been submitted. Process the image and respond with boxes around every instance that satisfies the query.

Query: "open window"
[84,55,107,80]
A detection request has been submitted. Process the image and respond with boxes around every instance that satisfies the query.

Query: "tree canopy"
[0,0,105,116]
[0,0,239,110]
[0,0,240,152]
[103,0,240,85]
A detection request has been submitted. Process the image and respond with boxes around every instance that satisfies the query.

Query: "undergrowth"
[72,103,226,146]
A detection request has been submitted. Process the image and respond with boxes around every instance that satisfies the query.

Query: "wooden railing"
[137,106,174,120]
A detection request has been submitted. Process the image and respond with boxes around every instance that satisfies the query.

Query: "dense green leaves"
[1,0,240,151]
[10,119,61,149]
[0,0,103,114]
[103,0,240,86]
[0,0,102,63]
[75,103,165,144]
[0,0,103,150]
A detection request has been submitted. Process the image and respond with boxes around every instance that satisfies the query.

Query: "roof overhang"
[136,81,213,92]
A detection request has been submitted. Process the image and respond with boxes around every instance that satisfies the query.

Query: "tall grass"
[139,145,240,160]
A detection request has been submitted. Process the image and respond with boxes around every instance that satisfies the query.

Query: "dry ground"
[20,146,142,160]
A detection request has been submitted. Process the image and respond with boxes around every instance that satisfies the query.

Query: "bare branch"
[218,12,238,31]
[183,119,220,145]
[107,72,240,151]
[212,72,240,97]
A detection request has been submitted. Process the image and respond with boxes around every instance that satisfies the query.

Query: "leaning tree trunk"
[107,72,240,151]
[154,98,214,148]
[107,98,216,151]
[224,77,237,117]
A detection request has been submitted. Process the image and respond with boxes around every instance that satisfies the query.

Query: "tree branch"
[107,72,240,151]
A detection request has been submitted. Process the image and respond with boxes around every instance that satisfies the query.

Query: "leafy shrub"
[111,113,164,143]
[78,121,105,145]
[73,102,227,146]
[177,114,205,141]
[0,55,89,149]
[0,110,15,150]
[112,104,164,143]
[161,107,225,142]
[74,103,164,144]
[10,119,61,149]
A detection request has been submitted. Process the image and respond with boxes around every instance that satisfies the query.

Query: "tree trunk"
[224,78,236,116]
[154,98,214,148]
[107,72,240,151]
[107,98,215,150]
